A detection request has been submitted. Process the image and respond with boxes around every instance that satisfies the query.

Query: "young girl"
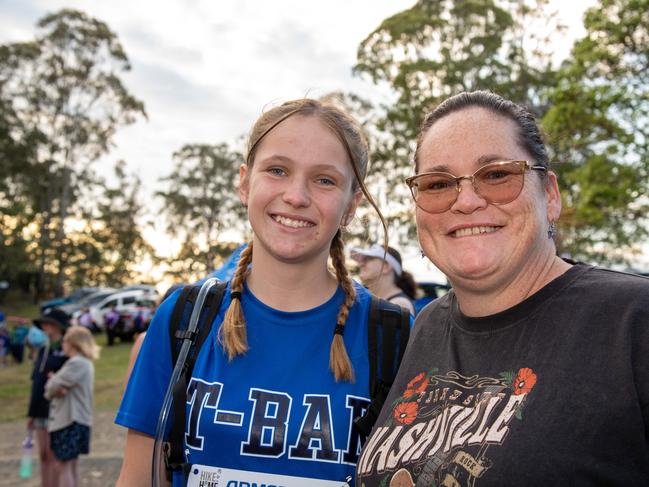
[351,245,417,314]
[44,325,100,487]
[116,98,387,486]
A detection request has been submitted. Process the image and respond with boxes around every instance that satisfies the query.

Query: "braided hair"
[219,98,387,382]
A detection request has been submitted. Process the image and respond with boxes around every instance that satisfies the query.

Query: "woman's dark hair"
[414,90,549,174]
[387,247,417,300]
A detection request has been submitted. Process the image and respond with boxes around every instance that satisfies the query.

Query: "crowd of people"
[3,90,648,486]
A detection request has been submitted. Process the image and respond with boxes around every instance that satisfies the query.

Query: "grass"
[0,332,135,423]
[0,291,137,422]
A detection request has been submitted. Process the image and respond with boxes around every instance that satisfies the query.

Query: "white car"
[71,289,148,330]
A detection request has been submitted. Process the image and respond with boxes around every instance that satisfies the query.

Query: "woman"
[116,98,387,486]
[27,308,69,487]
[44,325,100,487]
[351,245,416,314]
[356,91,649,486]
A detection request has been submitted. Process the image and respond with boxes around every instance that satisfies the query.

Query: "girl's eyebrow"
[256,154,293,165]
[256,156,347,178]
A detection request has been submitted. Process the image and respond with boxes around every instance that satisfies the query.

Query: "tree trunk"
[35,172,54,303]
[54,165,71,296]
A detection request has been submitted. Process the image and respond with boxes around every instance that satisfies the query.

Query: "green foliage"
[352,0,561,247]
[352,0,649,263]
[0,9,146,296]
[0,332,132,423]
[157,143,246,280]
[63,161,156,287]
[543,0,649,262]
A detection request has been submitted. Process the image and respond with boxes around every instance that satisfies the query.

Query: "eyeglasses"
[405,160,547,214]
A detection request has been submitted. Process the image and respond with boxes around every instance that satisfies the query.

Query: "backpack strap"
[164,281,228,475]
[354,295,410,443]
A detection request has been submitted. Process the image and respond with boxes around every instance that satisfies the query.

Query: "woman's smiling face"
[239,114,360,266]
[415,107,561,292]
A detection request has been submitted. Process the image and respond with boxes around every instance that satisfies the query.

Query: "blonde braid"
[329,231,356,382]
[219,241,253,360]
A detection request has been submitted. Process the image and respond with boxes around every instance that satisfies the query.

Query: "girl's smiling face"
[239,114,360,266]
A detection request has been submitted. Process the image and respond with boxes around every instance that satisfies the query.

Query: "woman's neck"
[452,253,571,317]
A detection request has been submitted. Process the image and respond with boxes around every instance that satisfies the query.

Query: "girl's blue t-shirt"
[116,281,372,487]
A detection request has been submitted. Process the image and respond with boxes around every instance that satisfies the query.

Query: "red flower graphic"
[393,401,419,424]
[404,372,429,398]
[512,368,537,395]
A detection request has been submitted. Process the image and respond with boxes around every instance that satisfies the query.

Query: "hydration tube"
[152,277,219,487]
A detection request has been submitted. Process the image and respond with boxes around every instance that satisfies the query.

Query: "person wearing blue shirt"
[116,98,389,486]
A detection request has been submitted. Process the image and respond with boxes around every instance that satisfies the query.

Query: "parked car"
[106,298,157,345]
[59,288,118,317]
[122,284,160,301]
[70,289,147,330]
[414,282,451,315]
[40,287,102,313]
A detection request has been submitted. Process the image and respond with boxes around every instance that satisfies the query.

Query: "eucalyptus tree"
[352,0,561,244]
[543,0,649,263]
[0,9,146,296]
[66,160,155,287]
[157,143,246,281]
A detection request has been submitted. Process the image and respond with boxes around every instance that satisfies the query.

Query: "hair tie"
[230,291,242,301]
[334,324,345,336]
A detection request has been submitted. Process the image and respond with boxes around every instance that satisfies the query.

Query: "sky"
[1,0,600,276]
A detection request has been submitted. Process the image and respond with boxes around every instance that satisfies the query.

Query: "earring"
[547,221,556,240]
[420,249,426,258]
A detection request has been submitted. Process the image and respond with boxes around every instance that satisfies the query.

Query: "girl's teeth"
[274,215,312,228]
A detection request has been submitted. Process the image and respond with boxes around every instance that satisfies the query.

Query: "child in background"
[44,326,100,487]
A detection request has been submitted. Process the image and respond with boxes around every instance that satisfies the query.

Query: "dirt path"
[0,411,126,486]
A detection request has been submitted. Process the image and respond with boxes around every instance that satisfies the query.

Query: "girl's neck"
[246,246,339,312]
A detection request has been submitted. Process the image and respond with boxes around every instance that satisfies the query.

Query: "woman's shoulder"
[572,263,649,300]
[67,355,93,368]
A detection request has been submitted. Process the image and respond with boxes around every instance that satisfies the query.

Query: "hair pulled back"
[414,90,549,174]
[386,247,417,300]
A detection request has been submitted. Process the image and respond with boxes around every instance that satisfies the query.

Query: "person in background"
[77,308,94,332]
[351,245,416,315]
[104,305,121,346]
[356,90,649,486]
[44,325,100,487]
[0,325,9,367]
[10,319,29,363]
[27,308,70,487]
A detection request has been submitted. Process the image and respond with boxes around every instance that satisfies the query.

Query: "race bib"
[187,465,351,487]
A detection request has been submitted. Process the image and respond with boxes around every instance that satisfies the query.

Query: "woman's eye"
[267,167,286,176]
[482,169,510,181]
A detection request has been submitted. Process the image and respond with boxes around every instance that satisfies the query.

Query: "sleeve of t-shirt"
[114,289,180,436]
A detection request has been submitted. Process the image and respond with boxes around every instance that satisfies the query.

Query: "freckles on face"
[414,107,553,284]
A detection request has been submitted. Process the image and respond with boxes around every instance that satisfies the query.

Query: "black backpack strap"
[168,285,198,366]
[164,281,228,476]
[354,295,410,443]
